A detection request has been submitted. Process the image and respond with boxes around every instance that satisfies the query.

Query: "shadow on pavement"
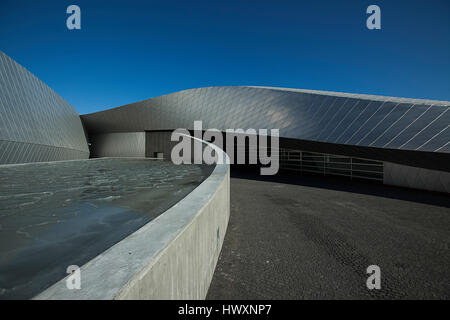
[230,167,450,209]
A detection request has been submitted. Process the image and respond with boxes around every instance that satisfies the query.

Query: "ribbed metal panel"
[0,51,89,164]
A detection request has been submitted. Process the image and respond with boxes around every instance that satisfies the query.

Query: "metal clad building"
[0,51,89,164]
[81,86,450,164]
[81,86,450,153]
[1,52,449,192]
[81,86,450,193]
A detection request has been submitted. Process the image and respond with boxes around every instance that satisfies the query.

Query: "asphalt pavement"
[207,171,450,299]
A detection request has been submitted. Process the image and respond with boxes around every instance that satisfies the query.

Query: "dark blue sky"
[0,0,449,114]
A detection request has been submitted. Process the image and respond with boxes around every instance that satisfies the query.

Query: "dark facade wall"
[0,51,89,164]
[145,131,178,159]
[89,132,145,158]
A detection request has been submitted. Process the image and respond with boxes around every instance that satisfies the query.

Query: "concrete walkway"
[207,171,450,299]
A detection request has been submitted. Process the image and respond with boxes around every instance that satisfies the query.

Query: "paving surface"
[0,158,213,299]
[207,171,450,299]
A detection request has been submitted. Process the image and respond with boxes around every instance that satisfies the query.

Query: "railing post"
[350,157,353,180]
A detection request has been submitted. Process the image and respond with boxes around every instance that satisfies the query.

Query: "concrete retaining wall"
[384,162,450,194]
[34,135,230,299]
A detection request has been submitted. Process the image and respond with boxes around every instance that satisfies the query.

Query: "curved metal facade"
[2,46,447,171]
[0,51,89,164]
[81,86,449,170]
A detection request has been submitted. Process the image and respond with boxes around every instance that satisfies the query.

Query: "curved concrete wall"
[0,51,89,164]
[34,135,230,299]
[384,162,450,193]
